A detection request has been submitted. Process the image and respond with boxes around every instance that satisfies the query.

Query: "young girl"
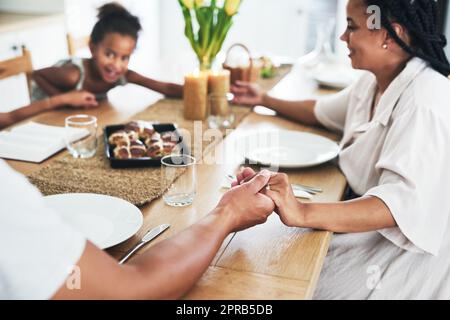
[32,2,183,102]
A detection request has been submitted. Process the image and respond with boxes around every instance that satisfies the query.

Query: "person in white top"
[0,159,274,300]
[232,0,450,299]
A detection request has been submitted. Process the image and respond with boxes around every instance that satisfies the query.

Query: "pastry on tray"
[107,121,181,160]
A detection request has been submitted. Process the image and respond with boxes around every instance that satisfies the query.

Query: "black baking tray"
[104,123,190,169]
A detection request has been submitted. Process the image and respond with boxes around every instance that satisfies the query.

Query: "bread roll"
[113,146,132,159]
[140,125,156,140]
[147,141,163,158]
[108,131,130,147]
[145,132,161,148]
[162,142,176,156]
[130,140,147,158]
[161,132,178,143]
[125,130,139,142]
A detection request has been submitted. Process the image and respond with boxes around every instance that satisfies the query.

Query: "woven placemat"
[28,67,290,206]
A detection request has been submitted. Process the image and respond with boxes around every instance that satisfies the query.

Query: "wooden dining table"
[5,68,347,300]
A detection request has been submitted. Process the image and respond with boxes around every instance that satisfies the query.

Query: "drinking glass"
[207,93,235,129]
[65,115,98,159]
[161,155,197,207]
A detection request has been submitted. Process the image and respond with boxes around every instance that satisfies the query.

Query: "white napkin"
[220,180,313,200]
[0,122,88,163]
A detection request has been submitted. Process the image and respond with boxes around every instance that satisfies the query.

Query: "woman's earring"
[382,44,388,49]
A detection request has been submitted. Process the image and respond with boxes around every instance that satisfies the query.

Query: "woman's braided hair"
[364,0,450,76]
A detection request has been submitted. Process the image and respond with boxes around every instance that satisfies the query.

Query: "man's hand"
[233,168,305,228]
[217,170,275,232]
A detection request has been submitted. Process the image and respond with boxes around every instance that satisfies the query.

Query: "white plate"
[313,73,356,89]
[241,130,340,168]
[43,193,143,249]
[311,64,362,89]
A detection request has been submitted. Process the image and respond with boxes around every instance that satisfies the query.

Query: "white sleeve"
[314,85,353,133]
[0,161,86,300]
[365,105,450,255]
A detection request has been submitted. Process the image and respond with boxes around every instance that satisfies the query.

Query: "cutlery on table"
[221,177,313,200]
[119,224,170,265]
[226,174,323,194]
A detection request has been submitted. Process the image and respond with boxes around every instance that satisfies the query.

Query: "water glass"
[208,93,235,129]
[65,115,98,159]
[161,155,197,207]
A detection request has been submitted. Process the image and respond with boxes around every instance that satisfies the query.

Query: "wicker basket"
[223,43,261,85]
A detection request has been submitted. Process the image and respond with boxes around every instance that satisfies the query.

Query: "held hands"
[217,170,275,232]
[231,81,265,107]
[233,168,306,228]
[59,90,99,109]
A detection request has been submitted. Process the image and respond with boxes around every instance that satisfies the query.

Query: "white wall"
[0,0,64,13]
[160,0,311,68]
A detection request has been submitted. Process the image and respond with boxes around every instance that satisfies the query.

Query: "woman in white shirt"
[233,0,450,299]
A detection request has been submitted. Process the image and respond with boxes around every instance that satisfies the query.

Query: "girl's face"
[340,0,388,71]
[90,32,136,84]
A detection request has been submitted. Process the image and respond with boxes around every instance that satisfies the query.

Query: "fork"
[226,174,323,194]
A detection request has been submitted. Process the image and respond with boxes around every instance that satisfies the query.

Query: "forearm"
[300,196,397,233]
[127,71,183,98]
[262,94,320,126]
[126,208,233,299]
[0,96,66,129]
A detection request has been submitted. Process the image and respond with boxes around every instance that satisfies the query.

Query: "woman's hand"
[265,173,306,227]
[217,170,275,232]
[57,90,99,109]
[231,81,266,106]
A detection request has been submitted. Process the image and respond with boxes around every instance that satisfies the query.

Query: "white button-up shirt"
[314,57,450,255]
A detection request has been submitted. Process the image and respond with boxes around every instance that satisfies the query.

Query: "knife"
[119,224,170,265]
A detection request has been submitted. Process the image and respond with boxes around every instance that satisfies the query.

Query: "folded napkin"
[0,122,88,163]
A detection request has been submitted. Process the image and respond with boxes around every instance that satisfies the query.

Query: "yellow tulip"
[225,0,241,16]
[181,0,194,9]
[195,0,204,7]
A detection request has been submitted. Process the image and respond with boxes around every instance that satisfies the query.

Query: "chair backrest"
[0,46,33,96]
[67,34,90,56]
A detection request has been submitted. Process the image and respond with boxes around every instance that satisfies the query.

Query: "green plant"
[178,0,242,70]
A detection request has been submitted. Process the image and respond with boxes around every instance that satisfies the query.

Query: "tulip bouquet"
[178,0,242,70]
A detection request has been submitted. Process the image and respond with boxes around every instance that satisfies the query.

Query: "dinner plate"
[313,73,356,89]
[43,193,143,249]
[311,64,362,89]
[241,130,340,168]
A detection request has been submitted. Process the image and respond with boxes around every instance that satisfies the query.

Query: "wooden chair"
[67,34,90,56]
[0,46,33,97]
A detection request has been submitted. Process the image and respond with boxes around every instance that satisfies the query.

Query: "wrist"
[47,95,65,110]
[297,201,311,228]
[210,205,236,234]
[261,93,271,108]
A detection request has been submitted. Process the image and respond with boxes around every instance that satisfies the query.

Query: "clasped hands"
[216,168,306,233]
